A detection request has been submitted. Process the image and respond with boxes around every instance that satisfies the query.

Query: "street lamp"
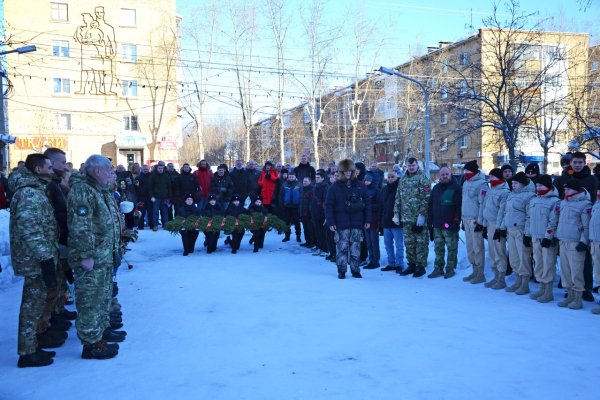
[0,44,37,169]
[379,66,430,178]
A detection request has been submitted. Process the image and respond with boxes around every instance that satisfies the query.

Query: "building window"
[440,86,448,99]
[121,80,138,97]
[459,80,468,95]
[459,134,468,149]
[460,52,470,66]
[515,77,526,88]
[123,115,139,131]
[55,113,71,130]
[120,8,137,27]
[440,112,448,125]
[121,44,138,62]
[52,40,69,57]
[440,137,448,152]
[51,2,68,21]
[591,61,599,72]
[458,108,468,121]
[53,77,70,94]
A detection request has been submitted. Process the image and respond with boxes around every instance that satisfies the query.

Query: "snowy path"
[1,229,599,400]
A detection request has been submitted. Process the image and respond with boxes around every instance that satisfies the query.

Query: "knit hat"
[184,193,194,201]
[500,164,513,173]
[463,160,479,173]
[560,153,573,166]
[489,168,503,180]
[525,163,540,176]
[254,194,263,202]
[208,194,217,201]
[564,180,583,192]
[231,194,241,201]
[364,172,374,182]
[264,161,274,168]
[536,174,554,189]
[512,172,529,186]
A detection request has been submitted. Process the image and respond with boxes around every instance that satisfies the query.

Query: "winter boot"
[537,283,554,303]
[351,271,363,278]
[491,272,507,290]
[17,352,54,368]
[54,309,78,321]
[82,340,118,360]
[591,306,600,315]
[102,328,126,343]
[582,290,595,302]
[506,275,522,293]
[427,268,444,279]
[189,232,199,254]
[462,268,476,282]
[400,264,416,276]
[530,282,545,300]
[181,233,189,256]
[515,275,530,295]
[444,268,456,279]
[470,267,486,284]
[296,234,302,243]
[282,233,290,242]
[558,289,575,307]
[37,332,65,349]
[484,269,499,288]
[568,291,583,310]
[413,266,426,278]
[338,272,346,279]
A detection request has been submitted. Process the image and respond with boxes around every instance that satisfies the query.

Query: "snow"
[1,226,599,400]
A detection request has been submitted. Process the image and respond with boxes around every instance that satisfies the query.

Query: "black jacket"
[225,202,249,218]
[174,170,199,202]
[46,176,68,246]
[247,169,261,198]
[210,174,234,202]
[177,202,200,218]
[324,179,371,230]
[229,168,249,199]
[555,166,597,203]
[294,162,316,182]
[379,180,400,229]
[310,181,328,221]
[202,202,224,218]
[428,179,462,231]
[299,184,314,217]
[135,172,152,198]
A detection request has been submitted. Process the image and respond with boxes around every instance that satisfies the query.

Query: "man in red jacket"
[194,160,212,210]
[258,161,279,213]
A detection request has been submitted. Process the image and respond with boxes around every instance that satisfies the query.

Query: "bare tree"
[265,0,291,165]
[572,48,600,160]
[135,25,179,161]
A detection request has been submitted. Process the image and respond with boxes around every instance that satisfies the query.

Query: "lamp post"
[379,66,430,178]
[0,44,37,169]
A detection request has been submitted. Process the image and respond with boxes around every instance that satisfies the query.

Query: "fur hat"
[217,163,228,171]
[500,164,513,173]
[231,194,241,201]
[463,160,479,173]
[489,168,503,180]
[338,159,355,172]
[264,161,274,168]
[208,194,217,201]
[525,163,540,176]
[512,172,529,186]
[564,180,583,192]
[253,194,263,202]
[184,193,194,201]
[536,174,554,189]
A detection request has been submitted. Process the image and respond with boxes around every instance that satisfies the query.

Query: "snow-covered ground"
[1,225,599,400]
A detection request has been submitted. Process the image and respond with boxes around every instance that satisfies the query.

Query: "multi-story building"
[1,0,181,169]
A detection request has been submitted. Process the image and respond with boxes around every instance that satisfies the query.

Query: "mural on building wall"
[73,6,116,95]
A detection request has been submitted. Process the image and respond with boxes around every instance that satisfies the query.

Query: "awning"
[116,135,147,149]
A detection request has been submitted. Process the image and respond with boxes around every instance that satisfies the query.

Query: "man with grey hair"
[246,160,261,203]
[67,155,123,359]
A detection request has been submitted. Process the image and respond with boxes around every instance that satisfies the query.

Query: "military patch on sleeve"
[77,205,89,216]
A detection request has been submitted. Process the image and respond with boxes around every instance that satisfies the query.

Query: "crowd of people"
[4,149,600,368]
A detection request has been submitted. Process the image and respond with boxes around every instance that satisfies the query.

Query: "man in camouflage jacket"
[10,154,59,367]
[68,155,122,359]
[394,158,431,277]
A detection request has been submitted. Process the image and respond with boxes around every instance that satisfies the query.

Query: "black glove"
[482,227,488,240]
[474,224,484,232]
[493,229,502,241]
[40,259,58,289]
[541,238,552,248]
[523,235,532,248]
[65,268,75,284]
[576,242,588,252]
[429,227,434,242]
[500,229,507,238]
[412,224,424,233]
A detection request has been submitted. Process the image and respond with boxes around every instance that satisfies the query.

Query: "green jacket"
[9,168,59,276]
[395,169,431,223]
[67,173,122,268]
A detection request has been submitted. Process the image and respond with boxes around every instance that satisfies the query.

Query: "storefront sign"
[14,136,68,150]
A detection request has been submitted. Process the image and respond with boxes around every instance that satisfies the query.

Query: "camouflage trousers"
[18,274,47,355]
[334,228,363,274]
[403,222,429,267]
[433,228,458,271]
[74,264,112,345]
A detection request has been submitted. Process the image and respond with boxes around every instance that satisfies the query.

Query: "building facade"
[2,0,181,168]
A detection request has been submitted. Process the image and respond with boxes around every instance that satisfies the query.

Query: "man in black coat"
[229,160,249,204]
[246,160,261,202]
[427,167,462,279]
[173,163,199,212]
[135,164,153,229]
[379,171,404,272]
[294,154,316,182]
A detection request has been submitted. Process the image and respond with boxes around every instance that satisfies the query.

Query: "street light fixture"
[378,66,430,178]
[0,44,38,169]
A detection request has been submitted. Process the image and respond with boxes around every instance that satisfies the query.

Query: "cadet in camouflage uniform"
[10,154,59,367]
[68,155,122,359]
[394,157,431,277]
